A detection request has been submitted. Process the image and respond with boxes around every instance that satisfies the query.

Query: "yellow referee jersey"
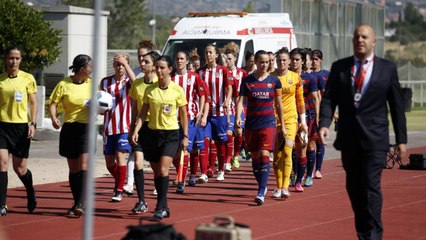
[0,71,37,123]
[129,76,158,116]
[272,70,304,123]
[50,77,92,123]
[143,81,187,130]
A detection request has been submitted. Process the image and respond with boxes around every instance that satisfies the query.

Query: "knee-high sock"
[316,143,325,172]
[306,150,316,178]
[155,176,169,210]
[209,141,217,170]
[233,136,243,157]
[283,146,293,189]
[216,141,226,171]
[18,169,35,196]
[296,157,307,184]
[79,171,87,204]
[134,169,145,202]
[252,158,261,184]
[107,163,118,178]
[226,134,234,164]
[173,152,189,182]
[126,155,135,188]
[258,156,271,195]
[292,149,297,174]
[181,154,189,181]
[116,166,127,191]
[69,172,79,205]
[273,150,284,189]
[200,139,210,174]
[190,151,199,176]
[0,172,8,207]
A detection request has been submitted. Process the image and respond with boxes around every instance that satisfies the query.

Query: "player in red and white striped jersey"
[171,51,209,192]
[99,53,136,202]
[224,43,248,172]
[197,44,234,181]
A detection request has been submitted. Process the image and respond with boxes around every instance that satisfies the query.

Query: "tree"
[0,0,61,74]
[243,0,256,13]
[106,0,152,49]
[404,2,423,26]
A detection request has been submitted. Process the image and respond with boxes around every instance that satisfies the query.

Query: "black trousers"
[341,148,387,240]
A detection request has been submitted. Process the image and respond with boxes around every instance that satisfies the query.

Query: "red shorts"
[245,127,275,152]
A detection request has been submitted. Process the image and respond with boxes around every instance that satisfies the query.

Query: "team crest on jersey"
[267,83,273,88]
[228,76,233,81]
[163,104,172,114]
[288,80,293,85]
[187,78,193,84]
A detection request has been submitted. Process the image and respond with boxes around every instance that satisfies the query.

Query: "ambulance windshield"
[163,39,241,68]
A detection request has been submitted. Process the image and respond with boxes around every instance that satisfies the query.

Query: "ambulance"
[162,12,297,68]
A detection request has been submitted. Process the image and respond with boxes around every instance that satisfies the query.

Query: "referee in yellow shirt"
[49,54,93,217]
[271,47,307,199]
[131,55,188,220]
[0,46,38,216]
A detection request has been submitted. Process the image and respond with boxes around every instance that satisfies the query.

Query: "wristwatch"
[30,122,37,129]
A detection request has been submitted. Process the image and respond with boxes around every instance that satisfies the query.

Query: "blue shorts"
[179,120,205,151]
[205,116,228,142]
[103,133,131,155]
[227,115,235,132]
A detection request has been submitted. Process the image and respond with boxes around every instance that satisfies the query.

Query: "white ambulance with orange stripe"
[162,12,297,68]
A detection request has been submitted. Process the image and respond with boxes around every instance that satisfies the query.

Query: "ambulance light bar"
[188,12,248,17]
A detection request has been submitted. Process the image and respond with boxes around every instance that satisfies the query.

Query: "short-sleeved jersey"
[229,67,248,115]
[171,71,206,120]
[198,65,234,117]
[272,70,304,123]
[239,74,282,130]
[129,76,158,116]
[312,69,330,94]
[143,81,187,130]
[0,71,37,123]
[301,72,318,117]
[99,75,132,135]
[50,77,92,123]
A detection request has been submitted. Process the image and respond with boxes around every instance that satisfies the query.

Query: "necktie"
[354,59,366,92]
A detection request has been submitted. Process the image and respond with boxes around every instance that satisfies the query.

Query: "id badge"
[354,93,362,102]
[163,104,172,114]
[14,91,23,102]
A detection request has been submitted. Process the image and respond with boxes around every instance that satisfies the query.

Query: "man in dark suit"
[319,24,407,240]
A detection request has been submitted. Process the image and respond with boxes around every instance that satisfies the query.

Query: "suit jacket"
[319,56,407,151]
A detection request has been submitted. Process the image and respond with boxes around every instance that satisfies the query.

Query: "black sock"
[0,172,7,207]
[18,169,34,195]
[79,171,87,204]
[69,172,79,205]
[154,177,161,210]
[159,176,169,210]
[134,169,145,202]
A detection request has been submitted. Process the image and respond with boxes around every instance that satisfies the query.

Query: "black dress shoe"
[152,208,170,219]
[74,203,84,217]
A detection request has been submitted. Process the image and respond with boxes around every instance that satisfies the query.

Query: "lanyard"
[352,56,374,93]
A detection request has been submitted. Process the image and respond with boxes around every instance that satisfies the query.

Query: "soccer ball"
[96,91,113,115]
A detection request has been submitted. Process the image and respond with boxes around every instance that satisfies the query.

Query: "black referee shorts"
[0,122,31,158]
[59,122,89,159]
[142,127,179,162]
[133,121,149,152]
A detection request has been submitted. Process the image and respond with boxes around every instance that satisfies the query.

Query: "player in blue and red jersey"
[198,45,234,182]
[311,49,330,179]
[290,48,320,192]
[236,50,285,206]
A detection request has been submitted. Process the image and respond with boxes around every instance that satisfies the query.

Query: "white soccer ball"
[96,91,113,115]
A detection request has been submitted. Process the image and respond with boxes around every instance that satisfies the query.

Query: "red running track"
[1,146,426,240]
